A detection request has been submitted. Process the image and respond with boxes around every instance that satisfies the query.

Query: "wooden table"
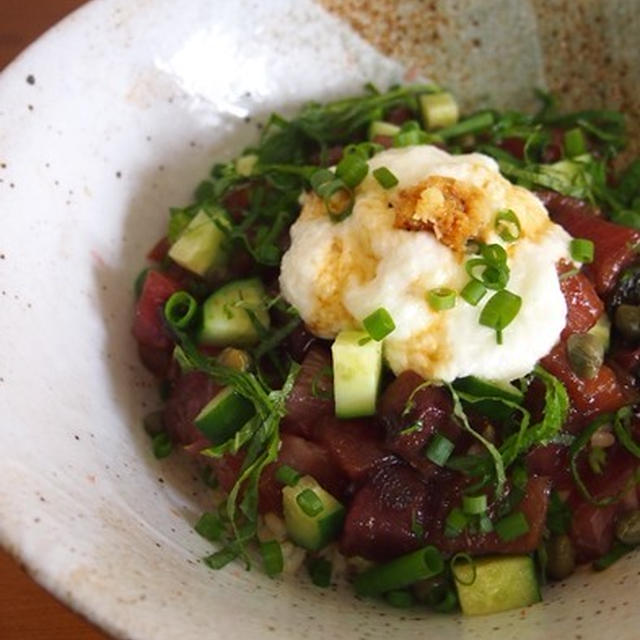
[1,1,111,638]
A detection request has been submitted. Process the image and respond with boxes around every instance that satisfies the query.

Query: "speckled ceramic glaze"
[0,1,638,639]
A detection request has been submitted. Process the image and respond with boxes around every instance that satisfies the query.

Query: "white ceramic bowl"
[1,1,639,639]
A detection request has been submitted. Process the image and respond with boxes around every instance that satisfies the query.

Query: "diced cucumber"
[198,278,270,347]
[453,376,523,403]
[588,314,611,352]
[282,476,345,551]
[368,120,401,140]
[168,208,230,276]
[454,555,541,616]
[420,92,459,131]
[331,330,382,418]
[194,387,255,445]
[235,153,258,177]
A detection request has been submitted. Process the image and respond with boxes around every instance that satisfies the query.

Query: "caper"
[217,347,251,372]
[615,305,640,342]
[545,534,576,581]
[567,333,604,379]
[615,510,640,546]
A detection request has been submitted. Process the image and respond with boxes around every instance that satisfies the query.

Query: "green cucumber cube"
[282,476,345,551]
[194,387,255,445]
[454,555,541,616]
[199,278,270,347]
[168,208,230,276]
[331,330,382,418]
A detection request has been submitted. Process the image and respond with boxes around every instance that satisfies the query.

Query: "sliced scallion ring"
[336,152,369,188]
[373,166,399,189]
[315,178,355,222]
[494,209,522,242]
[427,287,457,311]
[164,291,198,329]
[570,237,595,264]
[460,279,487,306]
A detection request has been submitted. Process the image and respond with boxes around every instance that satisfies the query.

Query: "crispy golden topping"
[392,175,487,253]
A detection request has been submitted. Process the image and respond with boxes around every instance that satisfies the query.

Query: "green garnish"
[494,209,522,242]
[362,307,396,340]
[152,432,173,459]
[563,127,587,157]
[460,279,487,306]
[260,540,284,577]
[296,489,324,517]
[445,507,469,538]
[372,166,399,188]
[195,512,225,542]
[336,151,369,188]
[425,433,455,466]
[427,288,457,311]
[570,237,595,264]
[494,511,530,542]
[462,495,488,515]
[275,464,301,487]
[353,546,444,596]
[479,290,522,344]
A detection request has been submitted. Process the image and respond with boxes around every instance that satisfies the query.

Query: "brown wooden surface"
[1,2,113,638]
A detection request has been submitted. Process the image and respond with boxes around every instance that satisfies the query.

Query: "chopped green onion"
[479,515,494,533]
[613,406,640,459]
[393,129,429,147]
[451,553,477,586]
[494,209,522,242]
[427,287,456,311]
[307,557,332,587]
[315,179,355,222]
[275,464,301,487]
[152,432,173,459]
[164,291,198,329]
[564,128,587,158]
[385,589,415,608]
[494,511,530,541]
[336,152,369,188]
[296,489,324,517]
[362,307,396,341]
[195,512,225,542]
[479,290,522,344]
[465,259,509,291]
[437,110,495,140]
[445,507,468,538]
[260,540,284,577]
[570,238,595,264]
[480,243,508,265]
[425,434,455,466]
[460,279,487,306]
[310,168,334,192]
[462,494,488,515]
[372,166,399,189]
[353,546,444,596]
[204,547,238,570]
